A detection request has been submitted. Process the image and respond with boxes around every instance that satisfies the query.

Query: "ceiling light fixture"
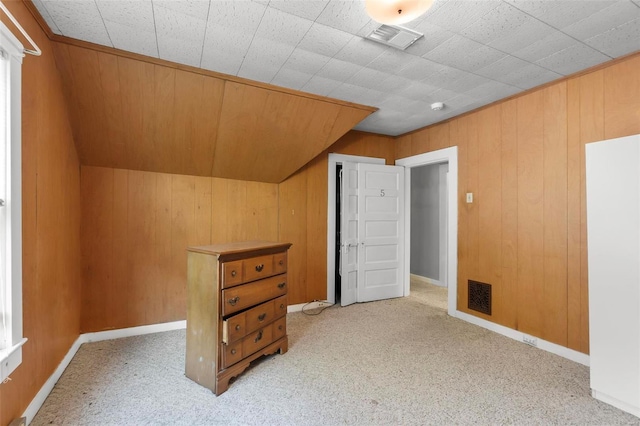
[365,0,434,25]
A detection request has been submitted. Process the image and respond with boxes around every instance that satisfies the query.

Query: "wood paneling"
[80,167,279,332]
[51,43,374,184]
[392,52,640,354]
[0,1,81,424]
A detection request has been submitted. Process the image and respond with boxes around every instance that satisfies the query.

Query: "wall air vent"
[365,24,424,50]
[468,280,492,316]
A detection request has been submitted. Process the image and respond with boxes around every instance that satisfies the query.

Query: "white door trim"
[327,153,385,304]
[396,147,458,316]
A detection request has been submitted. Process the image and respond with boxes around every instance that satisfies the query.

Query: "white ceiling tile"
[513,32,577,63]
[396,82,440,102]
[347,68,391,90]
[328,83,377,105]
[154,4,207,42]
[104,21,159,58]
[422,65,476,89]
[535,43,611,75]
[282,49,331,75]
[333,37,389,66]
[316,1,372,34]
[561,1,640,41]
[506,0,621,30]
[267,0,330,21]
[424,0,502,33]
[441,94,478,109]
[463,80,520,100]
[31,0,61,34]
[403,24,456,57]
[444,73,491,92]
[400,0,453,30]
[366,49,414,74]
[96,1,155,33]
[429,88,459,102]
[201,49,245,76]
[301,75,343,97]
[475,55,531,80]
[297,23,353,57]
[316,58,364,82]
[499,63,562,90]
[395,58,445,80]
[152,0,211,20]
[254,7,313,46]
[241,37,295,73]
[42,1,112,46]
[584,18,640,57]
[423,35,507,72]
[157,35,203,67]
[207,1,266,33]
[376,75,414,92]
[237,62,280,84]
[271,68,313,91]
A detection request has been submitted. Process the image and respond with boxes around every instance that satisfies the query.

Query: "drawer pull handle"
[235,324,241,331]
[258,313,266,322]
[231,270,237,277]
[255,264,264,272]
[228,296,240,306]
[278,325,283,331]
[254,330,263,343]
[231,349,237,355]
[280,304,285,310]
[279,260,284,266]
[277,282,286,289]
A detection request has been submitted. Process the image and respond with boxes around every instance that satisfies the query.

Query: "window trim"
[0,19,26,383]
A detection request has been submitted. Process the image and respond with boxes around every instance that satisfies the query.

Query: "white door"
[340,162,359,306]
[357,163,405,302]
[339,162,405,304]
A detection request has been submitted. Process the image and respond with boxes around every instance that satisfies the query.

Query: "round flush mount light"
[431,102,444,111]
[365,0,434,25]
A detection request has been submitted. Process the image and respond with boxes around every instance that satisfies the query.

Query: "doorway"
[396,147,458,316]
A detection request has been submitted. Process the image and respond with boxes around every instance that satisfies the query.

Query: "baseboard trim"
[410,273,445,287]
[287,301,332,313]
[454,310,590,366]
[592,389,640,417]
[22,320,187,424]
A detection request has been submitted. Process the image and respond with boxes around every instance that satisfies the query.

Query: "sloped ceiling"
[50,41,375,183]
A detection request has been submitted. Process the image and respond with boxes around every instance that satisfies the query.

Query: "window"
[0,19,25,383]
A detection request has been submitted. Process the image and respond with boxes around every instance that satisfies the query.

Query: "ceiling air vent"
[365,24,423,50]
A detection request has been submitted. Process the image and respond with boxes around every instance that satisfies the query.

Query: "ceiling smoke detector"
[431,102,444,111]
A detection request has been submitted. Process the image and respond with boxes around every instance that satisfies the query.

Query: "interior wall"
[278,131,396,304]
[394,52,640,355]
[410,164,441,280]
[80,166,279,332]
[0,1,81,424]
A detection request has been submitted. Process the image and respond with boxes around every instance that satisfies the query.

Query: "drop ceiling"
[32,0,640,136]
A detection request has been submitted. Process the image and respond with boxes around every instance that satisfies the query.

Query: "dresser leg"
[278,337,289,355]
[215,378,230,396]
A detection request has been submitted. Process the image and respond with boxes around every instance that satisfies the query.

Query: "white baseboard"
[23,320,187,425]
[592,389,640,418]
[410,273,445,287]
[454,310,590,366]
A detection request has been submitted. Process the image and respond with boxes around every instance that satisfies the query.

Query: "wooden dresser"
[185,241,292,395]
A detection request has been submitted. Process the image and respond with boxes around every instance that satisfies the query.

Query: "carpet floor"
[32,284,639,425]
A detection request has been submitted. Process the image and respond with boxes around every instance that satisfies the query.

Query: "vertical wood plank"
[567,78,582,351]
[604,55,640,140]
[501,99,518,329]
[542,83,568,346]
[97,53,125,169]
[450,118,469,311]
[227,180,247,241]
[111,168,129,330]
[195,177,213,246]
[211,178,229,243]
[306,156,328,301]
[429,122,450,151]
[466,113,480,296]
[156,173,173,321]
[395,134,412,160]
[477,106,502,322]
[516,91,545,337]
[170,175,195,321]
[411,131,429,155]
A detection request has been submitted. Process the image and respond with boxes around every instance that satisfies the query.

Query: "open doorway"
[409,162,449,311]
[397,147,458,316]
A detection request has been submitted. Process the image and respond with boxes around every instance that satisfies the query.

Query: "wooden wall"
[0,1,81,424]
[395,53,640,354]
[80,167,279,332]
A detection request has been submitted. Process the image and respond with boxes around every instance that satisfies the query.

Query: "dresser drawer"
[222,260,243,288]
[222,296,284,344]
[222,312,245,344]
[274,294,287,317]
[273,317,286,341]
[273,252,287,275]
[242,326,274,358]
[222,341,243,369]
[221,274,287,316]
[243,254,275,283]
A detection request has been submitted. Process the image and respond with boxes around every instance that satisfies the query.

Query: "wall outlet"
[523,334,538,347]
[317,301,326,307]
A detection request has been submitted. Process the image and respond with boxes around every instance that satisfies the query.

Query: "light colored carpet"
[32,291,639,425]
[410,279,448,311]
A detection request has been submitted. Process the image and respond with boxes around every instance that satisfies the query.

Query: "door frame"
[326,153,385,304]
[396,147,458,316]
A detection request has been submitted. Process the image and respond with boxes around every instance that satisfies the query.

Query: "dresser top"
[188,241,291,259]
